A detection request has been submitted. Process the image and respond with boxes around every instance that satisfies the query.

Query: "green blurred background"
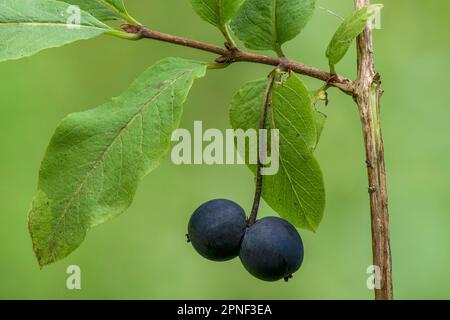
[0,0,449,299]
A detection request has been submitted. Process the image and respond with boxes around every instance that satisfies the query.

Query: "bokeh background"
[0,0,449,299]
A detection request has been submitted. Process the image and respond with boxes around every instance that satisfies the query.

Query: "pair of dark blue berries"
[187,199,304,282]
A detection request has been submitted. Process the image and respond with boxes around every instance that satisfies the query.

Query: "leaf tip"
[305,220,319,233]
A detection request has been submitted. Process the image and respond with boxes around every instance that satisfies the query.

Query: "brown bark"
[355,0,393,300]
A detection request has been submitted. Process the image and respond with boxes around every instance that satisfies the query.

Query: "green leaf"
[104,0,127,13]
[314,110,326,146]
[230,0,316,54]
[310,89,327,146]
[28,58,207,266]
[230,73,325,230]
[62,0,130,22]
[326,4,383,70]
[0,0,111,63]
[190,0,245,28]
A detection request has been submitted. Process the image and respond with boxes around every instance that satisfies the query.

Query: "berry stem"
[248,70,278,226]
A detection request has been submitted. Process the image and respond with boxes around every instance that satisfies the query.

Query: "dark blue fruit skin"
[188,199,247,261]
[239,217,304,281]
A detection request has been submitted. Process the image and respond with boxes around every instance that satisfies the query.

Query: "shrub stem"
[355,0,393,300]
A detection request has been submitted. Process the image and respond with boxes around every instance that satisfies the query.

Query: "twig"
[120,24,354,95]
[354,0,393,300]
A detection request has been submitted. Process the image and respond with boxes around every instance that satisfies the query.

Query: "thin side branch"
[355,0,393,300]
[121,24,355,95]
